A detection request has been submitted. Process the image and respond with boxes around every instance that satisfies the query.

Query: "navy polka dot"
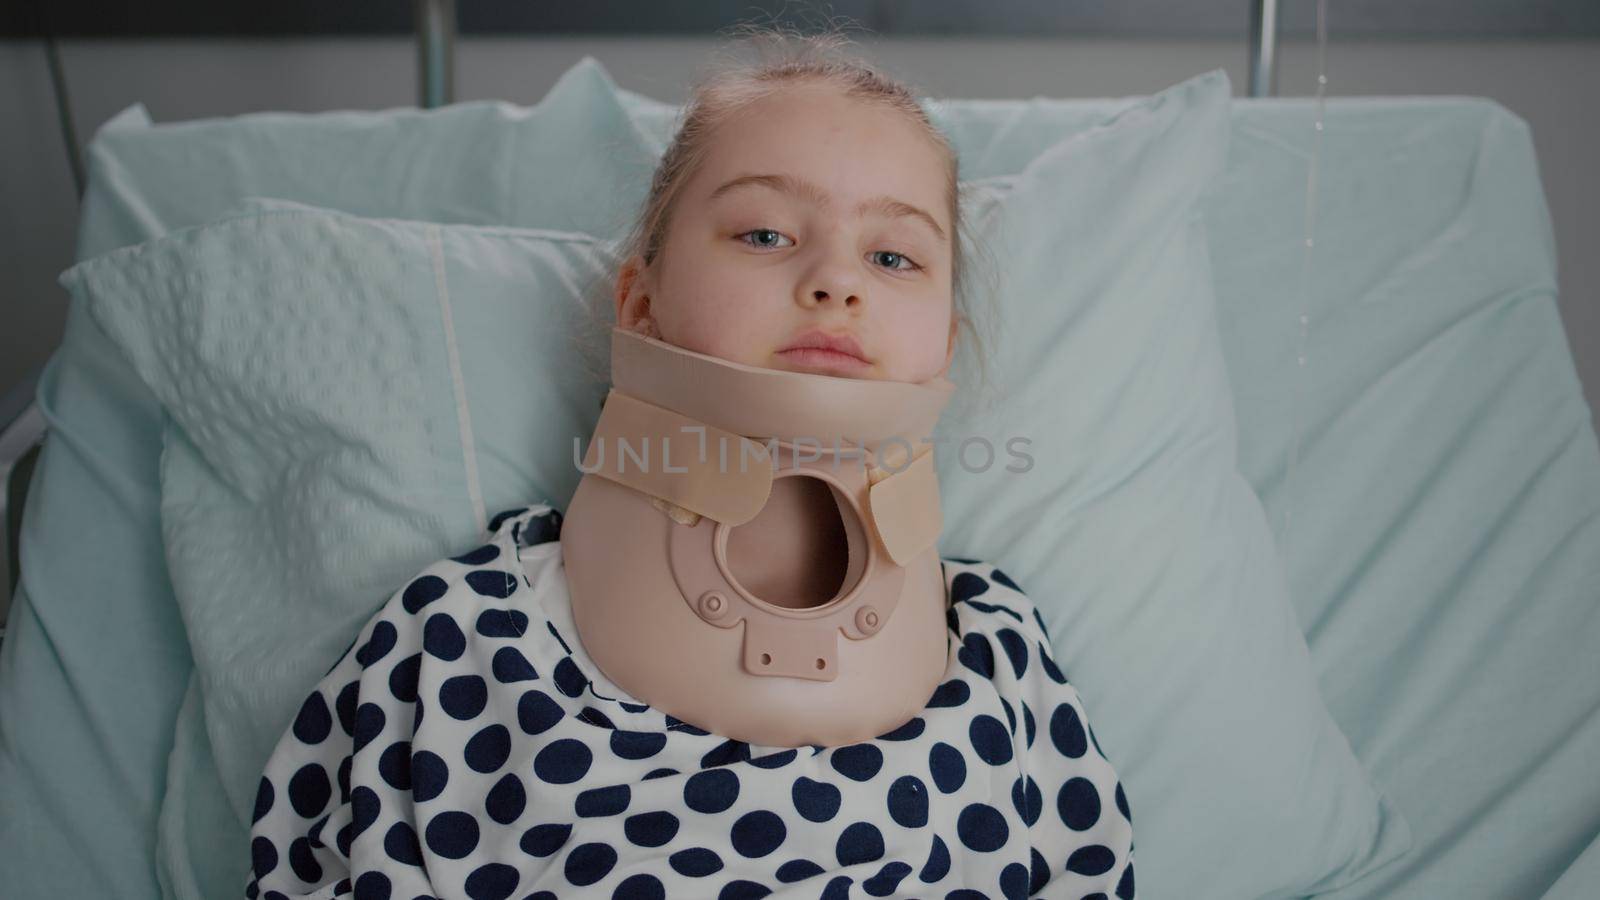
[424,810,479,859]
[466,570,518,599]
[776,859,825,882]
[353,871,390,900]
[1066,844,1116,876]
[486,773,526,824]
[791,776,841,823]
[378,741,411,791]
[251,836,277,878]
[352,703,386,755]
[878,717,926,741]
[1050,702,1088,758]
[926,679,970,708]
[287,763,332,818]
[999,861,1030,900]
[413,694,425,731]
[717,880,772,900]
[452,544,500,566]
[1116,781,1132,821]
[553,658,588,698]
[836,821,884,866]
[624,810,680,847]
[1117,860,1136,898]
[995,628,1029,679]
[750,748,798,769]
[684,768,739,814]
[350,786,381,838]
[577,706,616,729]
[612,872,665,900]
[1039,643,1068,684]
[575,784,630,817]
[382,821,423,866]
[950,572,990,604]
[517,689,564,735]
[335,681,358,736]
[1012,775,1042,826]
[969,714,1014,766]
[1022,702,1037,748]
[519,822,571,858]
[730,810,786,858]
[1058,776,1102,831]
[918,835,951,883]
[336,756,351,803]
[989,567,1021,591]
[465,724,511,773]
[957,803,1008,852]
[402,575,449,614]
[423,614,467,661]
[475,607,527,637]
[388,653,421,703]
[820,876,852,900]
[356,621,397,668]
[929,742,967,793]
[668,846,724,878]
[564,841,617,885]
[830,744,883,782]
[1029,847,1049,894]
[440,674,488,720]
[252,776,274,824]
[292,692,333,745]
[289,836,322,882]
[611,730,667,761]
[887,775,930,828]
[463,862,519,900]
[410,750,449,803]
[863,861,912,896]
[534,738,593,784]
[958,633,995,680]
[701,739,752,769]
[492,646,538,683]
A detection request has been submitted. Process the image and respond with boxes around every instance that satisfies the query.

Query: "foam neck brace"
[559,326,958,746]
[582,327,956,564]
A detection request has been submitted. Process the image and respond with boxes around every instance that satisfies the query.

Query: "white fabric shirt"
[245,504,1136,900]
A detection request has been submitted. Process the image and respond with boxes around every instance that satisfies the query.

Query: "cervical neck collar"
[560,327,956,748]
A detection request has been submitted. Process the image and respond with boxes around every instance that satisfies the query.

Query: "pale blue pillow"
[62,67,1409,899]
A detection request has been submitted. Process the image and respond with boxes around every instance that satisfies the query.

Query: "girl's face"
[616,84,957,384]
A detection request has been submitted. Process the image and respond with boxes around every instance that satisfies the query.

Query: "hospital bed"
[2,6,1598,899]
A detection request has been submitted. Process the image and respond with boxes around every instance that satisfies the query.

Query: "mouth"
[776,330,872,374]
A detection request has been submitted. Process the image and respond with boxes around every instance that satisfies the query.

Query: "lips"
[778,329,870,365]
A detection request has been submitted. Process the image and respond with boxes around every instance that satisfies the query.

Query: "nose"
[797,244,866,311]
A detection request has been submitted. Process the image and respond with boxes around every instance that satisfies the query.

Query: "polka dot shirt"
[245,505,1135,899]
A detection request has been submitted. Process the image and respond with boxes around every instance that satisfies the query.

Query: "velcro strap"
[868,448,944,566]
[582,390,773,526]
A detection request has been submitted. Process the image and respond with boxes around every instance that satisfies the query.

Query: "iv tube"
[1279,0,1329,566]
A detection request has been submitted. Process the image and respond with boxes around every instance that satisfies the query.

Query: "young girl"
[246,28,1133,900]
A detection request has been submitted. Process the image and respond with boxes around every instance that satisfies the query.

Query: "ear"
[615,254,656,334]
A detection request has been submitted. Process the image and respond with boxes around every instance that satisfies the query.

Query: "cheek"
[651,256,775,364]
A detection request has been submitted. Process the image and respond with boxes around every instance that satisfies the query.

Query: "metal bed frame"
[0,0,1285,632]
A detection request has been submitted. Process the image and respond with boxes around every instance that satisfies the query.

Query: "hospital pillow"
[61,67,1409,899]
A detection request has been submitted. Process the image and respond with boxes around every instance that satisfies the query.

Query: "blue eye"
[871,250,920,272]
[737,228,793,249]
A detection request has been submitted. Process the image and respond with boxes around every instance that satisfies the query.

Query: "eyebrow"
[708,172,948,242]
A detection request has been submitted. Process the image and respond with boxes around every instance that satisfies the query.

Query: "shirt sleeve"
[966,564,1138,899]
[244,618,370,899]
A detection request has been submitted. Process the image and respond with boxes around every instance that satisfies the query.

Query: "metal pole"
[1248,0,1279,98]
[416,0,456,109]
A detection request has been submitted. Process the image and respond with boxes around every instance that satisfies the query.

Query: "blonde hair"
[580,19,997,402]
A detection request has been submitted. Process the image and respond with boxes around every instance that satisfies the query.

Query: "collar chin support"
[560,327,957,747]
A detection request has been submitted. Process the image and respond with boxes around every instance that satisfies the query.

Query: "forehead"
[687,85,949,220]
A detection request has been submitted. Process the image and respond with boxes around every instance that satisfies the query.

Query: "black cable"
[43,33,85,201]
